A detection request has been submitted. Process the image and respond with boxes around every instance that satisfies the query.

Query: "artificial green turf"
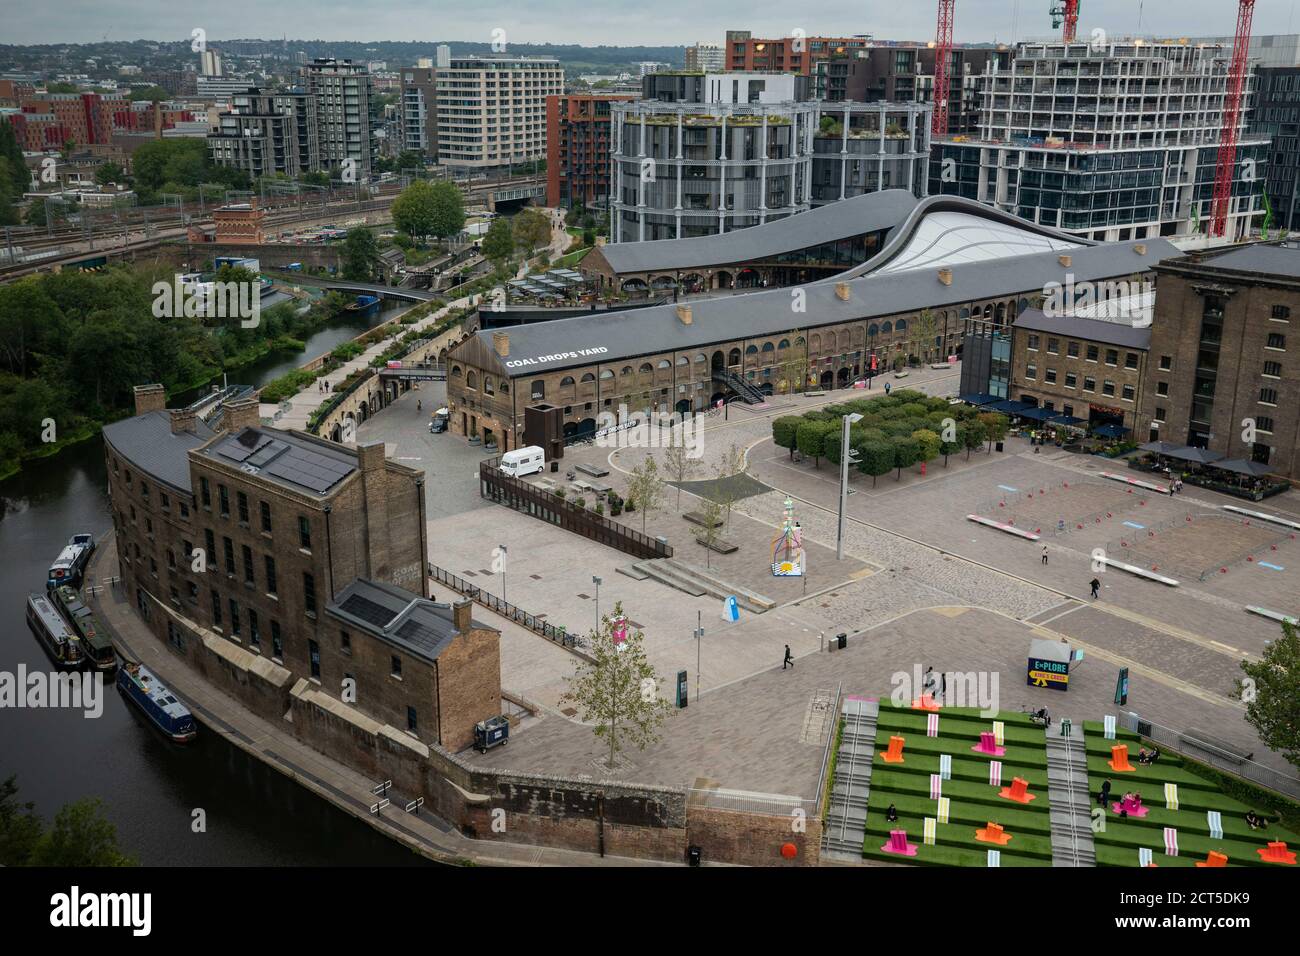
[1081,721,1300,868]
[862,703,1053,866]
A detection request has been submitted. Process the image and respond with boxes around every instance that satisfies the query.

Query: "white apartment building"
[435,56,563,170]
[684,43,725,73]
[301,58,375,181]
[930,39,1268,243]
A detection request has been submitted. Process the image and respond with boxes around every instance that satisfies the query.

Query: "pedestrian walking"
[1042,546,1049,565]
[1090,577,1101,599]
[1098,779,1112,808]
[417,399,422,412]
[782,644,794,670]
[884,381,892,395]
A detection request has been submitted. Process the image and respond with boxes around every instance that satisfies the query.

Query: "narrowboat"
[116,662,197,743]
[47,537,93,589]
[345,294,380,313]
[26,593,83,669]
[52,585,116,672]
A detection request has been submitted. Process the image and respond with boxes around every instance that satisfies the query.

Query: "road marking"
[997,485,1019,493]
[1035,602,1086,627]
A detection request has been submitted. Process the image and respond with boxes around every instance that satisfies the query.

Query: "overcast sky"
[4,0,1300,47]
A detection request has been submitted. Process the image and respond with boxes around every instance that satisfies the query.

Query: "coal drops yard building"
[446,191,1180,450]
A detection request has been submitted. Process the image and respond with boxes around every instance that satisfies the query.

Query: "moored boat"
[52,585,116,672]
[116,661,197,743]
[26,593,83,669]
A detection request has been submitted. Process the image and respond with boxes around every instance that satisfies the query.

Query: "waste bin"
[550,461,559,473]
[995,441,1004,453]
[687,845,702,867]
[837,632,847,650]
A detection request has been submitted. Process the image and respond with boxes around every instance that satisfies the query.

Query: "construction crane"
[932,0,955,137]
[1050,1,1081,42]
[1211,0,1256,238]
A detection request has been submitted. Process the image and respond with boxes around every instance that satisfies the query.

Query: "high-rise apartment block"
[684,43,725,73]
[207,88,320,178]
[930,39,1268,242]
[434,56,563,171]
[301,58,375,181]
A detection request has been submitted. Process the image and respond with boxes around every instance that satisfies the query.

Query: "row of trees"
[390,179,465,243]
[0,775,134,866]
[481,206,552,265]
[771,391,1009,486]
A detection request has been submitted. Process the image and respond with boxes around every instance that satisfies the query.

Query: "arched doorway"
[711,350,725,374]
[330,423,342,443]
[837,367,851,386]
[727,347,741,368]
[820,370,834,389]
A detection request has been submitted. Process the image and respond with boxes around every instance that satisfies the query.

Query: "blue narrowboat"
[346,294,380,313]
[26,593,83,669]
[116,661,198,743]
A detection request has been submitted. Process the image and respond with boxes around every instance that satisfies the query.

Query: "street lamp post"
[695,609,703,703]
[837,412,864,560]
[592,575,602,631]
[499,544,507,603]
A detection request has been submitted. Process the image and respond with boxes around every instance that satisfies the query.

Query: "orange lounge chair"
[999,777,1036,804]
[1257,841,1297,865]
[1195,851,1228,868]
[1108,744,1136,772]
[880,735,906,764]
[975,822,1013,846]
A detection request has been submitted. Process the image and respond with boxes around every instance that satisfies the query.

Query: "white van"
[499,446,545,478]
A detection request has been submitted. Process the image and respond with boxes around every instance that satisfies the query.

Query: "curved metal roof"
[592,189,921,275]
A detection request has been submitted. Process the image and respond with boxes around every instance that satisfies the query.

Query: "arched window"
[451,365,462,377]
[639,363,654,373]
[657,359,671,369]
[622,366,634,376]
[500,381,509,394]
[466,371,478,389]
[483,376,495,395]
[795,336,806,347]
[560,376,576,387]
[694,353,707,364]
[600,369,614,380]
[881,321,892,334]
[761,342,775,352]
[868,324,878,337]
[778,339,790,350]
[676,355,689,366]
[894,319,907,332]
[745,344,758,354]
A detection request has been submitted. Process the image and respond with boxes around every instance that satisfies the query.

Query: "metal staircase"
[1045,719,1096,866]
[713,370,766,405]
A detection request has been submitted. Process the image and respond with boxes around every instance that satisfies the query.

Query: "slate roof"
[592,189,921,274]
[471,235,1180,377]
[102,411,216,493]
[195,426,357,497]
[1193,243,1300,280]
[1013,308,1152,349]
[326,578,495,665]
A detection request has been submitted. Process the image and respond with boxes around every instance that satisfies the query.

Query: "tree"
[912,428,941,468]
[481,217,514,264]
[796,420,830,468]
[28,798,136,867]
[694,493,725,569]
[714,442,745,529]
[891,434,919,480]
[772,416,803,459]
[978,412,1009,452]
[0,775,42,866]
[559,601,672,770]
[663,428,699,511]
[962,420,986,461]
[626,456,665,536]
[341,227,379,281]
[1239,621,1300,771]
[127,86,170,102]
[911,310,939,364]
[857,439,894,488]
[512,207,552,253]
[391,181,435,241]
[427,180,466,239]
[938,425,962,467]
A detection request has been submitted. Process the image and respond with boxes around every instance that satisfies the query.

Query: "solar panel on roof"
[396,618,441,648]
[340,594,395,628]
[217,434,271,463]
[246,439,290,468]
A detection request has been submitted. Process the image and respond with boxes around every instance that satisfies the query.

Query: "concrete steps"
[821,698,879,861]
[631,559,707,597]
[1044,721,1096,867]
[631,558,773,613]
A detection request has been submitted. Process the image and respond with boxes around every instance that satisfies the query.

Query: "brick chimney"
[222,396,261,433]
[1058,254,1072,268]
[452,598,473,633]
[835,282,851,301]
[937,268,953,286]
[676,304,693,325]
[133,383,166,416]
[492,330,510,357]
[1134,243,1147,256]
[356,440,386,474]
[169,407,197,434]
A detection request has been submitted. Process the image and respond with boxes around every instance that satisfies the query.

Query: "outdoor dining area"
[507,268,592,304]
[1130,441,1288,502]
[959,393,1115,452]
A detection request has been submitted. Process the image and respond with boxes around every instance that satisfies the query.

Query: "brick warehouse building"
[445,195,1180,449]
[102,384,501,753]
[1138,243,1300,478]
[546,92,636,209]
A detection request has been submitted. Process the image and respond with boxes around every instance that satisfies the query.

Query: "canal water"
[0,299,431,865]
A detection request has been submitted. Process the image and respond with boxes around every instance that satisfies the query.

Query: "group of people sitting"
[1136,746,1161,766]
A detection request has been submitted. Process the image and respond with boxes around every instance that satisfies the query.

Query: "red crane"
[1211,0,1256,238]
[1062,0,1080,42]
[932,0,956,136]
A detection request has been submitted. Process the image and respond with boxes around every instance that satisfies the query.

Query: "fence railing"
[428,563,593,660]
[1118,711,1300,800]
[687,787,817,818]
[479,459,673,560]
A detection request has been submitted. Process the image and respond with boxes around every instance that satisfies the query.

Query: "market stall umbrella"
[1138,440,1184,456]
[1093,423,1130,439]
[1163,446,1226,464]
[1211,459,1273,477]
[959,393,1000,407]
